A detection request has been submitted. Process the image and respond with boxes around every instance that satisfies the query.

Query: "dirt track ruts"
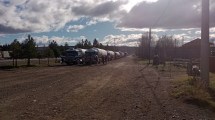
[0,56,215,120]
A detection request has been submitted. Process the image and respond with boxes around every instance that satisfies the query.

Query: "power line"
[152,0,172,28]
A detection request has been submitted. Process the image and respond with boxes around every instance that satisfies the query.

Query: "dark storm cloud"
[117,0,215,29]
[72,1,125,17]
[0,24,29,34]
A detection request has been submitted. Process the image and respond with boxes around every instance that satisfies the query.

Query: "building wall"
[210,57,215,73]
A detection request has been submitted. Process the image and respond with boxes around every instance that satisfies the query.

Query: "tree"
[22,35,37,66]
[137,34,149,58]
[93,39,99,47]
[83,39,92,49]
[49,40,60,62]
[44,47,54,66]
[75,41,83,48]
[10,39,21,67]
[105,44,109,50]
[155,35,175,63]
[75,39,92,49]
[87,41,92,48]
[1,44,11,51]
[99,43,104,49]
[64,42,69,50]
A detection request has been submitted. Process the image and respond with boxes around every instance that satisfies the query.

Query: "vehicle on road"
[107,50,115,61]
[85,48,108,64]
[62,48,86,65]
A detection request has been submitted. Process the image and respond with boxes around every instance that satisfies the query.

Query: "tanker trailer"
[85,48,108,64]
[107,50,115,61]
[63,48,86,65]
[115,52,121,59]
[119,51,125,58]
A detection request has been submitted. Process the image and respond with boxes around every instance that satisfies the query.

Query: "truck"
[107,50,115,61]
[62,48,86,65]
[85,48,108,64]
[119,51,125,58]
[115,52,121,59]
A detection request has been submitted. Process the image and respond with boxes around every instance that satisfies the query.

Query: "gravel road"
[0,56,214,120]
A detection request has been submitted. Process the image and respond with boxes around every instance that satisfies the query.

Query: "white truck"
[107,50,115,61]
[62,48,86,65]
[115,52,121,59]
[85,48,108,64]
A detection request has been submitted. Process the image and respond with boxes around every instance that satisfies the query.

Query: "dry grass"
[171,72,215,111]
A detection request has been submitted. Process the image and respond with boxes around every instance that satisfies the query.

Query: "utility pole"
[201,0,210,88]
[174,39,177,59]
[149,28,151,64]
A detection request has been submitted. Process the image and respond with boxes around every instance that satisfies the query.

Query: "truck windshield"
[66,51,78,56]
[85,52,96,56]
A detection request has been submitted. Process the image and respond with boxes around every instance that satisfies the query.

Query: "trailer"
[115,52,121,59]
[119,51,125,58]
[62,48,86,65]
[107,50,115,61]
[85,48,108,64]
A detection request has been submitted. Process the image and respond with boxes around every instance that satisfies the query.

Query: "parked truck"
[107,50,115,61]
[115,52,121,59]
[62,48,86,65]
[85,48,108,64]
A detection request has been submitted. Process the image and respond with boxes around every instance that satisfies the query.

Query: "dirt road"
[0,56,214,120]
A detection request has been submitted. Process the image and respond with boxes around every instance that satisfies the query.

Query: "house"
[177,38,215,72]
[177,38,215,59]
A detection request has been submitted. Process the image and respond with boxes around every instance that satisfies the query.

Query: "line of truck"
[61,47,127,65]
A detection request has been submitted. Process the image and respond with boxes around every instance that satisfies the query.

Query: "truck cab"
[63,48,86,65]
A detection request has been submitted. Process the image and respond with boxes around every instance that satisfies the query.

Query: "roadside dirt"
[0,56,215,120]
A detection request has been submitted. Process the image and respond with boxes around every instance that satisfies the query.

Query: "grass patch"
[171,73,215,111]
[136,59,149,65]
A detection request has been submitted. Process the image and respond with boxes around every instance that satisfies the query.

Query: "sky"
[0,0,215,46]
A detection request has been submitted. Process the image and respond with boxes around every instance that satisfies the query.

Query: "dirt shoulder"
[0,56,214,120]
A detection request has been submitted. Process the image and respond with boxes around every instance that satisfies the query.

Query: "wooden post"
[200,0,210,88]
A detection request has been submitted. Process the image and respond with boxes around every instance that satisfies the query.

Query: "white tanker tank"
[119,51,125,58]
[107,50,115,61]
[115,52,121,59]
[85,48,108,64]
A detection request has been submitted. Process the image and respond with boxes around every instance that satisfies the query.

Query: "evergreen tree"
[44,47,54,66]
[49,40,60,61]
[93,38,99,47]
[22,35,37,66]
[10,39,21,67]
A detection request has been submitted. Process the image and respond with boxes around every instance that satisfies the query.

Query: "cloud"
[17,35,86,46]
[0,0,126,34]
[72,1,126,18]
[117,27,166,32]
[67,25,85,32]
[117,0,215,29]
[195,31,201,35]
[86,20,97,26]
[210,27,215,33]
[101,34,143,46]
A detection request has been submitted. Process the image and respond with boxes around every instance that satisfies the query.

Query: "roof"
[182,38,214,48]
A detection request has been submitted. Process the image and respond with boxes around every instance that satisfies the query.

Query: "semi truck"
[107,50,115,61]
[85,48,108,64]
[62,48,86,65]
[115,52,121,59]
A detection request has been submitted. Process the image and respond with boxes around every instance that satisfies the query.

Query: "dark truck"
[85,48,108,64]
[61,48,86,65]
